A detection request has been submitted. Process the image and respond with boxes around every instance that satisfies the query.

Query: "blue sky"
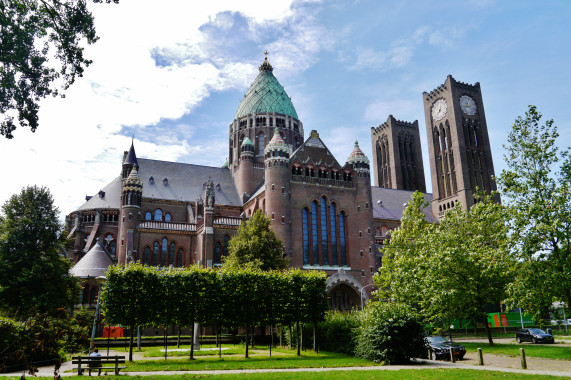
[0,0,570,216]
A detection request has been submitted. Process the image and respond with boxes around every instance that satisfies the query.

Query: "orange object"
[103,326,124,338]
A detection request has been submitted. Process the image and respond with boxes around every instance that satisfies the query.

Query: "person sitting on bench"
[88,349,102,376]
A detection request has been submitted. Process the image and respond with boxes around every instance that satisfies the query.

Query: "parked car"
[426,336,466,360]
[516,328,554,344]
[550,319,571,326]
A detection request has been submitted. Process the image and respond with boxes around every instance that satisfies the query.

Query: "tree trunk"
[245,324,249,358]
[289,324,293,350]
[177,326,181,348]
[218,327,222,358]
[128,326,134,362]
[313,320,318,353]
[296,320,301,356]
[189,323,195,360]
[270,324,273,357]
[164,327,167,360]
[279,325,282,347]
[485,320,494,346]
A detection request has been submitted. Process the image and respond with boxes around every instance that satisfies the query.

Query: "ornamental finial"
[264,50,268,61]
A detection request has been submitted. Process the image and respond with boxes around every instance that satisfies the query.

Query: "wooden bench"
[72,355,127,376]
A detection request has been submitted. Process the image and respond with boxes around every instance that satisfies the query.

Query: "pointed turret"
[346,141,370,178]
[122,139,139,179]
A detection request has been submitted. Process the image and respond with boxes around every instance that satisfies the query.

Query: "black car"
[516,328,554,344]
[426,336,466,360]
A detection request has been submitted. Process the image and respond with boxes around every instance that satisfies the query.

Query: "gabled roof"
[291,130,342,168]
[371,187,437,223]
[234,58,298,120]
[70,240,114,278]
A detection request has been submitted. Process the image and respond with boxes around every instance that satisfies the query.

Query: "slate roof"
[371,187,437,223]
[70,240,114,278]
[77,159,241,211]
[234,59,298,120]
[136,159,240,206]
[78,176,122,210]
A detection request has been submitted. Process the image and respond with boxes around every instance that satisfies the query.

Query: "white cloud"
[364,99,419,122]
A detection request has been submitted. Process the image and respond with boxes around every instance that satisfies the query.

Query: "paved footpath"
[1,350,570,378]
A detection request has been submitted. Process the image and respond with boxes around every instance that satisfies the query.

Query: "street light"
[90,276,107,352]
[360,284,376,310]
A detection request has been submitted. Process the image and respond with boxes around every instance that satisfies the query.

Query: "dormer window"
[98,190,105,198]
[163,178,168,186]
[149,176,154,184]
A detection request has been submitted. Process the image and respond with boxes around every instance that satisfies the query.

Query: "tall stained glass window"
[169,242,175,266]
[340,212,347,266]
[214,242,222,265]
[153,241,159,266]
[144,247,150,266]
[311,201,319,265]
[223,236,230,258]
[161,238,168,266]
[320,197,329,266]
[330,203,338,266]
[177,248,183,267]
[302,208,309,265]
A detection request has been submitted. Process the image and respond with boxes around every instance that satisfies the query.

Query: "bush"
[317,311,360,354]
[355,302,426,364]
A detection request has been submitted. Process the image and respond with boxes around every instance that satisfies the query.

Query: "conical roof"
[70,239,114,278]
[347,141,369,164]
[234,57,298,120]
[241,137,254,147]
[124,140,138,166]
[265,128,290,154]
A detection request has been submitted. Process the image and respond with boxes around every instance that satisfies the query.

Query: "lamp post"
[90,276,107,352]
[360,284,376,310]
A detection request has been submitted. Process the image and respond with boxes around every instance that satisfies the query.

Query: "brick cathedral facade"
[68,58,496,310]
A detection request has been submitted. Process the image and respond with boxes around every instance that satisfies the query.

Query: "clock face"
[432,98,447,121]
[460,95,477,115]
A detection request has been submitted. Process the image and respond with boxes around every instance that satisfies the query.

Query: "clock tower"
[423,75,497,220]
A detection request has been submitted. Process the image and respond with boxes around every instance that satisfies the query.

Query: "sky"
[1,0,570,219]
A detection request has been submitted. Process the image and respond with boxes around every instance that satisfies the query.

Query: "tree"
[225,210,288,271]
[498,105,571,321]
[0,0,117,139]
[0,185,79,317]
[376,191,514,345]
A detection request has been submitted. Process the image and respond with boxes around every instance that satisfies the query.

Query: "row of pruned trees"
[100,264,328,361]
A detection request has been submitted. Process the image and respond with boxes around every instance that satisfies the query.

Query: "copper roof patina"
[234,56,299,120]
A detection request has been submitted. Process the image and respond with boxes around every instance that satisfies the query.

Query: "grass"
[142,344,243,357]
[462,342,571,360]
[22,369,571,380]
[124,349,376,371]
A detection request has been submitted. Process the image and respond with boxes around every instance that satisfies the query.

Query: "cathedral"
[68,57,497,310]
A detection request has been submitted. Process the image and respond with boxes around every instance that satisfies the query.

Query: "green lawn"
[122,349,376,371]
[27,369,571,380]
[462,342,571,360]
[142,344,243,357]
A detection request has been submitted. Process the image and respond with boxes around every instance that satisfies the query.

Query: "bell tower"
[423,75,497,220]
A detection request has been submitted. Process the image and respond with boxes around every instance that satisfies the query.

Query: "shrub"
[354,302,426,364]
[317,311,360,354]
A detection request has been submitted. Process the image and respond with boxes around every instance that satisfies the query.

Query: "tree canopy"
[225,210,288,271]
[0,185,79,317]
[376,191,514,345]
[0,0,117,138]
[498,105,571,321]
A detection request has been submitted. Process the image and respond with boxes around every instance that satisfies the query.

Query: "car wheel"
[532,337,536,344]
[431,351,438,360]
[458,354,464,361]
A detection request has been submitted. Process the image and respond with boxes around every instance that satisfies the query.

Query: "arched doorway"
[328,283,360,311]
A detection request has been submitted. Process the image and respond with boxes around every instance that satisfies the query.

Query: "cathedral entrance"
[328,283,360,311]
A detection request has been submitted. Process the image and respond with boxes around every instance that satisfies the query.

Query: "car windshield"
[528,328,546,334]
[427,336,447,344]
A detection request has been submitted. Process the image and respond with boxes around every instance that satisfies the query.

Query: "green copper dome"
[234,58,299,120]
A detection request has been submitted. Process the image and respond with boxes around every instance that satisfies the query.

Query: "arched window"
[339,212,347,266]
[320,197,329,266]
[214,242,222,265]
[330,203,338,266]
[293,136,299,150]
[177,248,183,267]
[257,133,265,155]
[165,213,172,222]
[223,235,230,258]
[154,209,163,221]
[145,211,152,221]
[311,201,319,265]
[104,233,116,256]
[89,286,98,305]
[152,241,159,266]
[161,238,168,266]
[144,247,151,266]
[302,208,309,265]
[169,242,175,266]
